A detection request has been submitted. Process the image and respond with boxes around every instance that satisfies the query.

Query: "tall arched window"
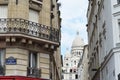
[74,61,76,65]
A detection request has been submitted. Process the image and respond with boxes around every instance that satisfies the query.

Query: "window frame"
[0,49,5,75]
[75,74,78,79]
[0,49,5,67]
[29,51,37,68]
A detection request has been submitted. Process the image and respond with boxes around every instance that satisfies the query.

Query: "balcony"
[0,18,60,43]
[27,67,41,78]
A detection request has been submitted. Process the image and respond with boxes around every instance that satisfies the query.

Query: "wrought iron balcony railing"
[27,67,41,78]
[0,18,60,42]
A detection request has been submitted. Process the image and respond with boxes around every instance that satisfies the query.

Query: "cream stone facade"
[62,32,84,80]
[0,0,61,80]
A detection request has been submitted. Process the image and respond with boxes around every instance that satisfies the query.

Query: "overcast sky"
[59,0,88,56]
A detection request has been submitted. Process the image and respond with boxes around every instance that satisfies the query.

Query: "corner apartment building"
[87,0,120,80]
[0,0,61,80]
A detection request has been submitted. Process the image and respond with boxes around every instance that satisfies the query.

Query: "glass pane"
[32,53,36,68]
[0,49,5,66]
[28,53,31,67]
[0,6,7,18]
[0,51,1,66]
[29,52,37,68]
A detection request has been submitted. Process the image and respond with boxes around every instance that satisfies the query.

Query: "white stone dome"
[72,32,84,48]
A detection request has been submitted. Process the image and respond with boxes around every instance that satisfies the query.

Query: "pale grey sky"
[59,0,88,55]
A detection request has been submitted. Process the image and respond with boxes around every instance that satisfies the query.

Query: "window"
[16,0,18,5]
[29,9,39,23]
[0,49,5,75]
[29,52,37,68]
[70,69,72,73]
[118,73,120,80]
[74,61,76,65]
[29,9,39,36]
[27,52,40,77]
[118,0,120,4]
[61,75,64,79]
[0,6,7,32]
[0,6,7,18]
[66,63,69,66]
[0,49,5,66]
[64,70,67,72]
[75,74,78,79]
[69,74,72,79]
[106,66,108,75]
[74,69,76,73]
[118,22,120,40]
[66,58,68,60]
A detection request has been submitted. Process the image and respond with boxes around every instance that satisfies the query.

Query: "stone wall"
[6,48,28,76]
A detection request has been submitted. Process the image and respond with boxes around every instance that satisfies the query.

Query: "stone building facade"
[0,0,61,80]
[87,0,120,80]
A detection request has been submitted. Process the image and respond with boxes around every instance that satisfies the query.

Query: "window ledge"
[116,42,120,47]
[113,3,120,8]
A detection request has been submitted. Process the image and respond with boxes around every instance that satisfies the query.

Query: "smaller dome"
[72,32,84,48]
